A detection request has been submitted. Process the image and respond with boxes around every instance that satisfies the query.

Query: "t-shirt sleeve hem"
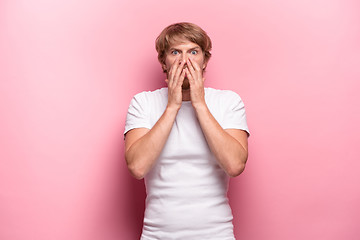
[223,125,250,137]
[124,124,151,135]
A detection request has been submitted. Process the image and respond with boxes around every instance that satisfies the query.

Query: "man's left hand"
[185,58,206,109]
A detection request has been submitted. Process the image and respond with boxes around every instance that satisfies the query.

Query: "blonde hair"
[155,22,212,73]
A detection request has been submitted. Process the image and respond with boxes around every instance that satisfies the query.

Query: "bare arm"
[185,57,248,177]
[125,56,185,179]
[125,107,179,179]
[193,105,248,177]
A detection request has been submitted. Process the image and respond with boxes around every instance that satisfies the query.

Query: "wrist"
[192,101,208,112]
[165,104,181,114]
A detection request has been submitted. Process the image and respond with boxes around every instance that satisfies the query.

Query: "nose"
[181,53,188,63]
[179,55,188,69]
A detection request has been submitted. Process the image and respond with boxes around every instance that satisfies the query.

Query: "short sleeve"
[222,91,250,136]
[124,92,152,136]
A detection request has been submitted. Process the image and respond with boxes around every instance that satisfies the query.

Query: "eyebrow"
[169,47,201,51]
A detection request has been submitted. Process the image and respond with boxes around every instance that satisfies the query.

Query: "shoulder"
[133,87,167,99]
[205,87,243,103]
[131,87,168,104]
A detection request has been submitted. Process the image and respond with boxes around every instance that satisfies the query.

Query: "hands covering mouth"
[165,56,206,108]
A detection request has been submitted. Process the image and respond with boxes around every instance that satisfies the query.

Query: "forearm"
[194,104,248,177]
[126,106,179,179]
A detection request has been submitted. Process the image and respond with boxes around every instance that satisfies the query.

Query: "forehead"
[168,37,201,50]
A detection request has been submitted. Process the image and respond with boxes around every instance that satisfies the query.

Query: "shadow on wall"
[120,58,202,237]
[92,129,146,239]
[228,175,251,237]
[125,175,146,238]
[109,145,146,238]
[120,59,165,238]
[118,126,146,238]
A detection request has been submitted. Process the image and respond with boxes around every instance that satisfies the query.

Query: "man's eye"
[191,50,198,55]
[172,50,179,55]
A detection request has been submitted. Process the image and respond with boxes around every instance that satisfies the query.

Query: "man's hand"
[184,57,248,177]
[165,56,186,110]
[185,57,206,109]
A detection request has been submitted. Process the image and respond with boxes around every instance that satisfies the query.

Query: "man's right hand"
[126,57,185,179]
[165,56,186,110]
[125,57,186,179]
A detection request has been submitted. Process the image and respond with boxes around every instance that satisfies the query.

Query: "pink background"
[1,0,360,239]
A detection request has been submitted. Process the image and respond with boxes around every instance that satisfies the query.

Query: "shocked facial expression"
[162,39,207,90]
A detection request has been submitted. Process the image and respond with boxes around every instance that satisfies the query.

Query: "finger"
[168,57,178,79]
[188,58,203,81]
[186,58,197,81]
[177,68,186,87]
[174,59,186,85]
[189,58,202,71]
[168,56,181,84]
[185,68,195,85]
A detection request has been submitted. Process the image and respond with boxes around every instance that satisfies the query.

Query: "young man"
[124,22,249,240]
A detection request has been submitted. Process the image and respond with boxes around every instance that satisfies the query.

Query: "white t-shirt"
[124,87,249,240]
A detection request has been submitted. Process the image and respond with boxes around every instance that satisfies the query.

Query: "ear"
[202,55,209,70]
[161,59,168,71]
[162,64,167,73]
[202,61,208,70]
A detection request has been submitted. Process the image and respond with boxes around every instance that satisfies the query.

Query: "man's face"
[162,39,207,90]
